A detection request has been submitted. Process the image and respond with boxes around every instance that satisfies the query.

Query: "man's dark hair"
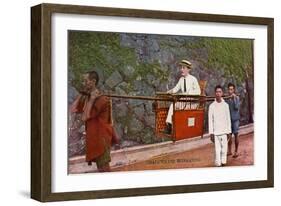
[227,82,236,89]
[215,85,223,92]
[86,70,99,86]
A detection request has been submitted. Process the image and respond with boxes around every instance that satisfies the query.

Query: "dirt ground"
[112,132,254,172]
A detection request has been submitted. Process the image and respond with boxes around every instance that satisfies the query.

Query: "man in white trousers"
[208,85,232,167]
[163,59,201,134]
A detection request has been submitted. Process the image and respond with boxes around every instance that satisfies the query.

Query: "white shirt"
[208,99,231,135]
[169,75,201,95]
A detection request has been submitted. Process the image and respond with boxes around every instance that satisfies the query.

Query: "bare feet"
[232,152,238,158]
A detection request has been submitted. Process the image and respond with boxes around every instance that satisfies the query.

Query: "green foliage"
[191,38,253,83]
[68,31,136,88]
[69,31,170,92]
[134,62,169,83]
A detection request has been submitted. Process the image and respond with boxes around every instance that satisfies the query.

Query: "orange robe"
[72,95,118,162]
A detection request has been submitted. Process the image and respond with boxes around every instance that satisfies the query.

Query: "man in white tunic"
[208,85,232,167]
[164,59,201,134]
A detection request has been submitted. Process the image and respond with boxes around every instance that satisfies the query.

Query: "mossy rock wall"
[68,31,254,157]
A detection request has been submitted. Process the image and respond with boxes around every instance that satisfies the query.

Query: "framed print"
[31,3,274,202]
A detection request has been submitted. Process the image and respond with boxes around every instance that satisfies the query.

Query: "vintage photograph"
[67,30,254,174]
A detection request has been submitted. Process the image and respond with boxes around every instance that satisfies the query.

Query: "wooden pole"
[104,93,234,102]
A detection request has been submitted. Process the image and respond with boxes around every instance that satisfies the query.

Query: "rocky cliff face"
[68,32,254,157]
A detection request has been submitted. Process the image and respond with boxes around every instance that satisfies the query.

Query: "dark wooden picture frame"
[31,3,274,202]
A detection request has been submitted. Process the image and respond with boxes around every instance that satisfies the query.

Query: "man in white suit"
[164,59,201,134]
[209,85,232,167]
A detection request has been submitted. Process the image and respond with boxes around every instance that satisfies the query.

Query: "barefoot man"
[209,85,232,167]
[226,83,240,158]
[70,70,119,172]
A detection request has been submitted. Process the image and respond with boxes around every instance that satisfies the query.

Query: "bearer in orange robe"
[70,70,119,172]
